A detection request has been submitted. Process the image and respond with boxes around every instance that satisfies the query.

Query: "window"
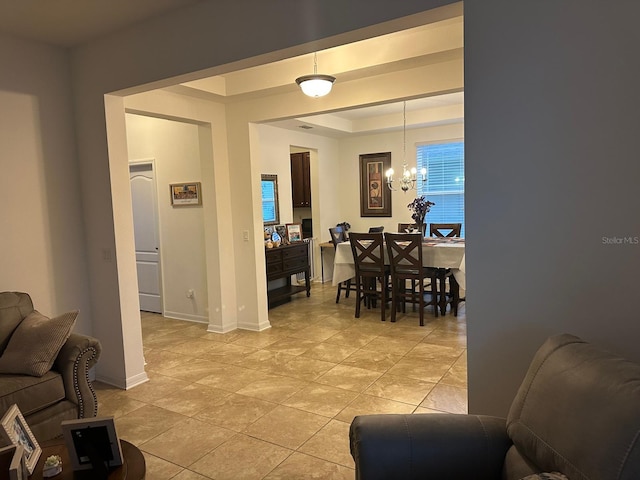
[417,141,465,237]
[261,174,280,225]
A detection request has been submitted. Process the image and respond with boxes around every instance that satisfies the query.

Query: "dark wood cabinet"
[291,152,311,207]
[266,242,311,307]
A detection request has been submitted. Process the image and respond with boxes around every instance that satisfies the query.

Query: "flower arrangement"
[407,196,435,226]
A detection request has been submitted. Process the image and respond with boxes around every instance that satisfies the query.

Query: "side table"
[29,438,145,480]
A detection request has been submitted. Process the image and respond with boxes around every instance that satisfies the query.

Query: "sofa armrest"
[53,332,102,419]
[350,413,511,480]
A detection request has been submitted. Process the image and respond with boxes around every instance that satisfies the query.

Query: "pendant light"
[386,101,427,192]
[295,53,336,98]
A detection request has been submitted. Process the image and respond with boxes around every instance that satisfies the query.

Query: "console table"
[266,241,310,307]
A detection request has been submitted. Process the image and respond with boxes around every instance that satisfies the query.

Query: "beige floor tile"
[263,452,354,480]
[335,393,415,424]
[316,364,382,392]
[195,364,267,392]
[283,384,358,417]
[189,434,292,480]
[301,342,359,363]
[264,336,320,355]
[141,417,234,467]
[112,282,469,479]
[142,452,184,479]
[341,349,403,373]
[364,373,436,405]
[276,356,337,381]
[151,383,232,416]
[386,356,455,383]
[236,374,310,403]
[420,383,468,414]
[194,393,277,431]
[298,420,354,468]
[242,405,329,449]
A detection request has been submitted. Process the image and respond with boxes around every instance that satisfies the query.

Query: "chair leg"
[354,278,362,318]
[417,278,425,327]
[345,279,351,298]
[438,271,447,316]
[450,275,460,316]
[335,283,342,303]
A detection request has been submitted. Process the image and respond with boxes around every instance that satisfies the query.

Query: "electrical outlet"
[243,230,249,242]
[186,289,195,298]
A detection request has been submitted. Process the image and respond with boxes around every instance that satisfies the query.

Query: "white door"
[130,162,163,313]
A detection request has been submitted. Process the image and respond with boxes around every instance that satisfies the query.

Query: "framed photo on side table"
[0,404,41,475]
[286,223,302,243]
[62,417,123,471]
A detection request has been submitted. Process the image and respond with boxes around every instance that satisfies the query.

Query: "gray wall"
[465,1,640,415]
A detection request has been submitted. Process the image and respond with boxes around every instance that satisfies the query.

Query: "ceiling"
[0,1,464,138]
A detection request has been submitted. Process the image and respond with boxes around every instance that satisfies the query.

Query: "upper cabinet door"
[291,152,311,207]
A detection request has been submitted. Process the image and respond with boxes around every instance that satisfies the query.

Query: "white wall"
[126,114,209,322]
[0,34,92,333]
[338,124,464,235]
[465,1,640,415]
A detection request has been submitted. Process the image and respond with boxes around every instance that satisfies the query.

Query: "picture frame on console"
[0,404,40,475]
[286,223,302,243]
[61,417,123,472]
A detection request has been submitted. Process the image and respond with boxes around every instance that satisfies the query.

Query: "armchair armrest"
[53,332,102,419]
[350,414,511,480]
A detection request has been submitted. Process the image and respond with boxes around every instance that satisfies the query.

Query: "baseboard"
[237,320,272,331]
[163,310,208,324]
[96,371,149,390]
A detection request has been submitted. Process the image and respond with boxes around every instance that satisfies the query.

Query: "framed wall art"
[359,152,392,217]
[0,405,40,475]
[170,182,202,206]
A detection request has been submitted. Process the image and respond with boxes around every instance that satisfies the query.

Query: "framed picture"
[170,182,202,206]
[0,444,27,480]
[61,417,123,471]
[275,225,289,245]
[286,223,302,243]
[0,404,41,475]
[261,174,280,225]
[359,152,392,217]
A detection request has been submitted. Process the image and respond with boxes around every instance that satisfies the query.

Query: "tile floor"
[95,282,467,479]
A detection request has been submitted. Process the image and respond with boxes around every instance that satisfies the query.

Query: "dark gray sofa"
[0,292,102,441]
[350,333,640,480]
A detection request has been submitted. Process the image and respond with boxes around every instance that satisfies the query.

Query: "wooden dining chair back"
[429,223,462,238]
[429,222,462,316]
[397,223,426,235]
[368,226,384,233]
[329,226,357,303]
[384,233,438,325]
[348,232,390,322]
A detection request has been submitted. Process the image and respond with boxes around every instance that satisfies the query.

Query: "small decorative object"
[170,182,202,206]
[271,231,281,247]
[407,195,435,235]
[275,225,288,245]
[0,404,41,475]
[265,239,273,248]
[43,454,62,477]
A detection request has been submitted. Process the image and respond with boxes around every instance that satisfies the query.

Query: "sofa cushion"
[0,370,66,417]
[0,310,77,377]
[0,292,34,353]
[507,334,640,480]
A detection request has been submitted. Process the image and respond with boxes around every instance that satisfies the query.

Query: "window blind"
[416,141,465,237]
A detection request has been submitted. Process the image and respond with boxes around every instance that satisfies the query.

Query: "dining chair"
[368,226,384,233]
[348,232,390,322]
[429,223,462,315]
[329,226,358,303]
[384,232,438,325]
[397,223,426,236]
[429,223,461,238]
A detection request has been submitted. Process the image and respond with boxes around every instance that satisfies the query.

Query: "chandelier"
[386,101,427,192]
[295,53,336,98]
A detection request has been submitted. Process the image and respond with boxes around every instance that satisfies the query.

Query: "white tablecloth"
[332,240,466,290]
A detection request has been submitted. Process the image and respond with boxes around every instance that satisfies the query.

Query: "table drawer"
[282,244,307,259]
[266,262,283,276]
[283,255,307,272]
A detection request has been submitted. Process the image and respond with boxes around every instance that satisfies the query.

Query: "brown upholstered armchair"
[0,292,102,441]
[350,334,640,479]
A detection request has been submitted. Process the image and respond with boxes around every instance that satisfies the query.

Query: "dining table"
[332,236,466,294]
